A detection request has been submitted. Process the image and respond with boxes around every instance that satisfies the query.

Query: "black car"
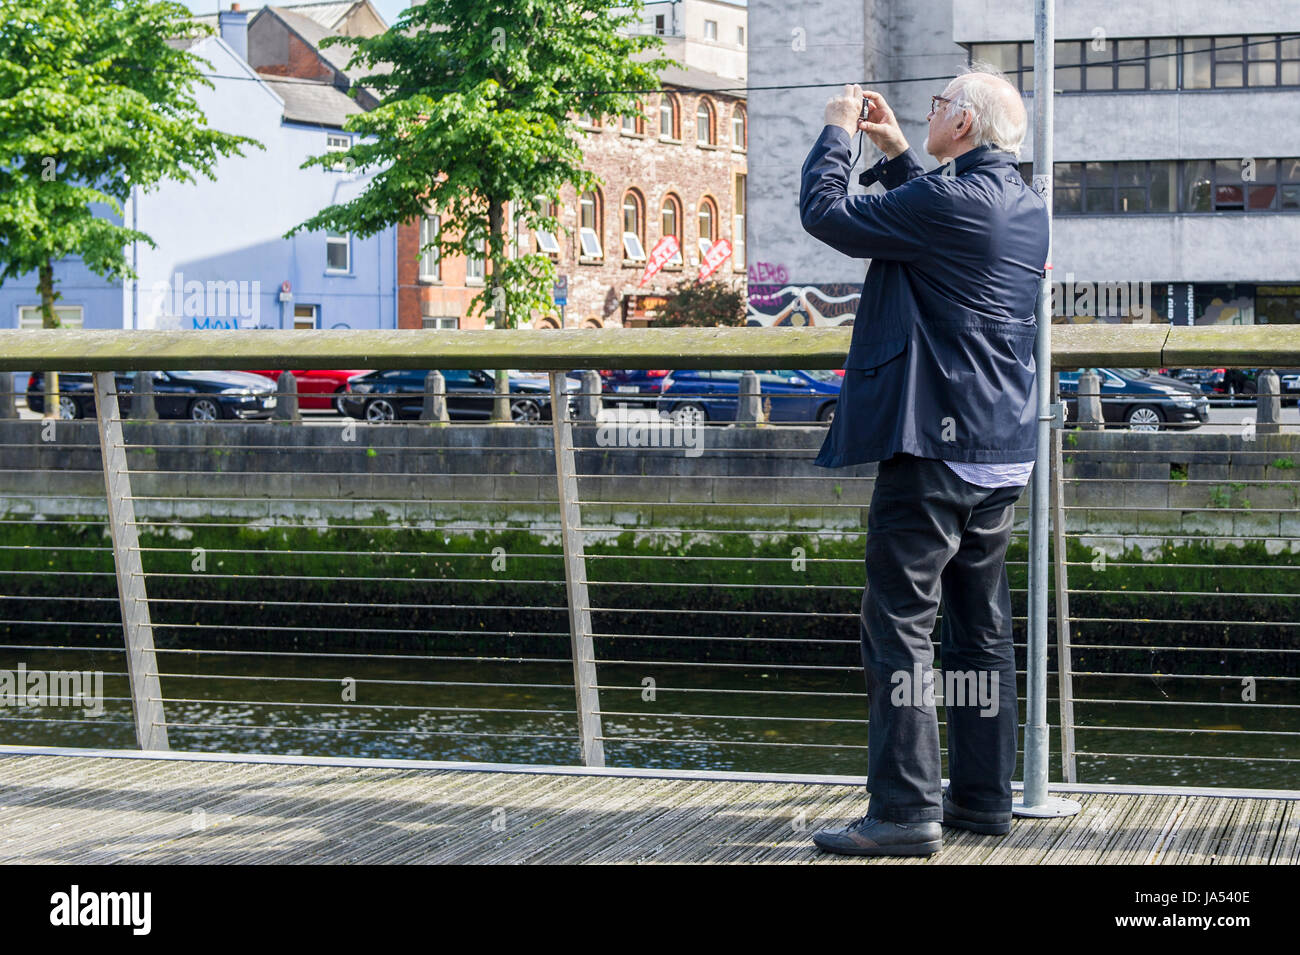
[1170,367,1258,400]
[339,368,558,423]
[1059,367,1209,431]
[26,370,278,420]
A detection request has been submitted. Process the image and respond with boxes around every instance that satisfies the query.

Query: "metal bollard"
[735,370,765,426]
[1076,370,1103,430]
[273,371,300,421]
[1256,369,1282,435]
[577,370,601,424]
[422,370,449,423]
[131,371,158,420]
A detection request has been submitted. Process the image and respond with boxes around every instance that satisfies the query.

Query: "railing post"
[1256,369,1282,435]
[1076,370,1104,430]
[549,370,605,766]
[1050,376,1077,783]
[93,371,169,751]
[736,370,765,426]
[0,374,15,418]
[273,371,300,422]
[131,371,157,420]
[577,370,602,425]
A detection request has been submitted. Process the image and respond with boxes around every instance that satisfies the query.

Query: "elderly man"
[799,66,1049,857]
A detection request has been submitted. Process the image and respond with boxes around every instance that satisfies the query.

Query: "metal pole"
[549,371,606,766]
[1050,376,1077,784]
[1018,0,1080,818]
[93,372,169,751]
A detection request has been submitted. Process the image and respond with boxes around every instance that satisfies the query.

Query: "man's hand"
[823,85,909,160]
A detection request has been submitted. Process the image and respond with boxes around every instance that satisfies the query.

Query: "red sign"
[698,238,732,280]
[638,235,680,287]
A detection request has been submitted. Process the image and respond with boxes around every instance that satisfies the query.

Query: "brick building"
[400,65,749,330]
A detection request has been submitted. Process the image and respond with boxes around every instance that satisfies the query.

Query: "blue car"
[656,369,841,425]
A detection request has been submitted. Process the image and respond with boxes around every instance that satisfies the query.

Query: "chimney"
[219,4,248,62]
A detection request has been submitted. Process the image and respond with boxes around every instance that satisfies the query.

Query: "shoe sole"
[941,814,1011,835]
[813,837,943,857]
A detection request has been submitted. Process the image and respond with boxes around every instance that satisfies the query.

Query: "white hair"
[945,62,1028,158]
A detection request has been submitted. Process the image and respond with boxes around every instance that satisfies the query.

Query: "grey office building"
[746,0,1300,329]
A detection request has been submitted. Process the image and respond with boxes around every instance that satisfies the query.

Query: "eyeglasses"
[928,94,965,118]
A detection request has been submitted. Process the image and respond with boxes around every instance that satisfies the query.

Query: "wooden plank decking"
[1,751,1296,864]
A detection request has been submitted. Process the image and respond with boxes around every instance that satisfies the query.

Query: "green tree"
[288,0,673,419]
[0,0,259,416]
[652,277,748,327]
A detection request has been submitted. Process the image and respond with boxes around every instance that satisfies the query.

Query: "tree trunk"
[488,198,510,423]
[37,259,60,420]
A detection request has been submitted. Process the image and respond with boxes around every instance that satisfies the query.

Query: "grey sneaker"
[812,814,942,857]
[941,788,1012,835]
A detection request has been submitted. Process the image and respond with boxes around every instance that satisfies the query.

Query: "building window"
[973,35,1300,92]
[326,231,350,272]
[733,175,746,269]
[293,305,318,330]
[661,193,683,265]
[577,111,600,128]
[622,189,646,260]
[467,236,485,283]
[18,305,83,330]
[738,26,745,47]
[704,19,717,41]
[659,93,679,139]
[533,198,561,255]
[1036,158,1298,215]
[580,190,603,259]
[731,106,746,150]
[622,101,645,135]
[418,215,440,281]
[697,197,716,257]
[696,97,715,145]
[325,133,352,172]
[422,316,458,329]
[655,13,666,35]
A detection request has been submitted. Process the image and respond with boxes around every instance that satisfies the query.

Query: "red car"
[248,369,373,413]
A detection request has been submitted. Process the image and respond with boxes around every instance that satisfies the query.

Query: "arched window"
[622,189,646,261]
[579,189,603,259]
[622,101,645,135]
[696,97,715,145]
[659,93,679,139]
[661,193,683,265]
[731,105,747,150]
[697,197,717,257]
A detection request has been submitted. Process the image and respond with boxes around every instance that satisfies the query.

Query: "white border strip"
[2,744,1297,800]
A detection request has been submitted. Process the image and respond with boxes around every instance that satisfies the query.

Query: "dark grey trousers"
[860,453,1023,823]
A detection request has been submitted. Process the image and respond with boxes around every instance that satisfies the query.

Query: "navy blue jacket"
[799,125,1049,467]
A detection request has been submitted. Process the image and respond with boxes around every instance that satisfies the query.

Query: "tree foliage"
[652,277,748,327]
[288,0,675,328]
[0,0,260,308]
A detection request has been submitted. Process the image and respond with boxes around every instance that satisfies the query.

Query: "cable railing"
[0,324,1296,788]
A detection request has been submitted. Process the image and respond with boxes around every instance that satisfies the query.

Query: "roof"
[660,64,746,100]
[262,76,364,127]
[227,1,368,31]
[259,6,391,93]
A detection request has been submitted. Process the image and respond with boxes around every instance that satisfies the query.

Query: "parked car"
[247,369,373,413]
[1058,367,1209,431]
[1275,369,1300,405]
[26,370,278,420]
[339,368,559,422]
[655,369,841,426]
[597,369,672,406]
[1171,367,1258,400]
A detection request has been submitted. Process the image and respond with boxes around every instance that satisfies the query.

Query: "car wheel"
[671,402,706,428]
[1126,405,1163,432]
[58,395,81,420]
[365,398,396,423]
[189,397,221,421]
[510,398,543,424]
[332,388,348,415]
[818,402,836,423]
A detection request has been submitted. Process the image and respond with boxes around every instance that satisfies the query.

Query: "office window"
[1149,38,1177,89]
[418,215,440,281]
[1055,40,1082,91]
[661,193,682,264]
[659,93,679,139]
[704,19,717,41]
[731,106,746,150]
[1084,39,1114,91]
[467,237,485,283]
[1214,36,1245,87]
[1282,159,1300,210]
[622,190,646,260]
[733,175,746,269]
[326,231,350,272]
[1048,158,1299,215]
[696,97,715,145]
[1283,38,1300,85]
[579,190,603,259]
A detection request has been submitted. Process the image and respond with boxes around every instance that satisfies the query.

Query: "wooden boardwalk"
[1,750,1296,864]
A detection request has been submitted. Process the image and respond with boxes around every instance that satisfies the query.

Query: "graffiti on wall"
[745,261,861,326]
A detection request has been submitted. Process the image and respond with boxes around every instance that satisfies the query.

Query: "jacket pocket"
[842,335,909,375]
